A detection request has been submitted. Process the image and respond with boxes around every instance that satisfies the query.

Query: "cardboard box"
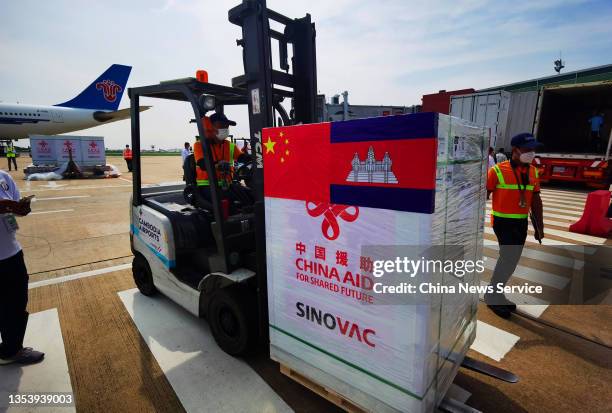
[264,113,488,412]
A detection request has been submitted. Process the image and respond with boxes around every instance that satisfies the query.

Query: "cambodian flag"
[263,113,438,214]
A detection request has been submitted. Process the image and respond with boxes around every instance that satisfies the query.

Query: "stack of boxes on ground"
[25,135,119,179]
[264,113,488,412]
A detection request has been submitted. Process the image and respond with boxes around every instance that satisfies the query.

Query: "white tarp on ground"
[264,113,488,412]
[25,163,120,181]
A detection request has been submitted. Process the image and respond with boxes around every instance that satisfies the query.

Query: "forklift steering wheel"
[234,158,254,185]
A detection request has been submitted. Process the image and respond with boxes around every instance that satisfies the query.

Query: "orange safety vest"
[123,148,133,160]
[487,160,539,221]
[193,140,238,186]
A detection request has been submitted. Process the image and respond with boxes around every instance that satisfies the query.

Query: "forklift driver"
[193,112,252,207]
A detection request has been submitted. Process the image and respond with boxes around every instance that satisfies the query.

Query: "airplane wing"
[93,106,151,122]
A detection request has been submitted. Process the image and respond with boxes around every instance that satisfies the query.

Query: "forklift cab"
[128,0,317,356]
[128,79,264,354]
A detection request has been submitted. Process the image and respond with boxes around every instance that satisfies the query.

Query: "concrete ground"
[2,155,611,412]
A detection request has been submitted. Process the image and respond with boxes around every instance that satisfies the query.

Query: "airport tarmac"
[2,155,611,412]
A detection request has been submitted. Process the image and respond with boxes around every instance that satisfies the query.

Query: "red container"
[422,88,475,114]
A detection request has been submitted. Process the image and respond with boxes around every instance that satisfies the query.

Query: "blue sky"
[1,0,611,149]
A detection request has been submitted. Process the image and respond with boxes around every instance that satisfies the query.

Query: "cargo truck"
[450,83,612,188]
[533,81,612,188]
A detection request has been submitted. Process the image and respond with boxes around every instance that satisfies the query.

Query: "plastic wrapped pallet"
[263,113,488,412]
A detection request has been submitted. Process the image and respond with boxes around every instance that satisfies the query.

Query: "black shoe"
[0,347,45,366]
[487,304,512,319]
[484,293,517,312]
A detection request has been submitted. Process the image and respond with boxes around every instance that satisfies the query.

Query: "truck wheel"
[208,288,256,356]
[132,254,157,296]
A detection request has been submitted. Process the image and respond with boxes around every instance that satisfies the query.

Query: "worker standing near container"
[588,111,604,153]
[6,142,17,172]
[123,144,133,172]
[485,133,544,318]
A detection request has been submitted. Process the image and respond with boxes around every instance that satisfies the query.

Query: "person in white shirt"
[0,170,44,365]
[181,142,192,165]
[496,148,508,163]
[488,147,496,170]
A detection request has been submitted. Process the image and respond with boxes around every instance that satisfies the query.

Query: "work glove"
[216,161,231,173]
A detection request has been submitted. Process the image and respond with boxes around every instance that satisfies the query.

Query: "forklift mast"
[229,0,317,343]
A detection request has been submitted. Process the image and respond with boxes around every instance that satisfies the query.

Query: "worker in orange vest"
[193,112,249,205]
[486,133,544,319]
[123,144,133,172]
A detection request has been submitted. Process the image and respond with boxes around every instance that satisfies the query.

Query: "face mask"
[216,128,229,140]
[519,151,535,164]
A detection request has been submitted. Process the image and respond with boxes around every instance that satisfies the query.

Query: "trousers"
[7,157,17,171]
[0,250,29,358]
[488,217,528,300]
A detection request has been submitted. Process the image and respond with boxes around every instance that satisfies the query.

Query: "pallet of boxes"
[263,113,488,412]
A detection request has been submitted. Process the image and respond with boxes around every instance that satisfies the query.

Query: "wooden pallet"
[279,364,368,413]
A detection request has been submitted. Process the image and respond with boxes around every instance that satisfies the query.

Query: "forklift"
[129,2,517,400]
[128,0,317,356]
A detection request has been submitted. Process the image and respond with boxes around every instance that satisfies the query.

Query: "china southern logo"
[96,79,122,102]
[89,141,100,154]
[38,140,51,153]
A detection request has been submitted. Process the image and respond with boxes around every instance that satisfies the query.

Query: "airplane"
[0,64,149,140]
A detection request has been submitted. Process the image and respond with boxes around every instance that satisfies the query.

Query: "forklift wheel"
[208,288,256,356]
[132,254,157,296]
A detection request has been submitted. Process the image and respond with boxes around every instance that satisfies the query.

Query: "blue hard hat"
[511,133,543,149]
[210,112,236,126]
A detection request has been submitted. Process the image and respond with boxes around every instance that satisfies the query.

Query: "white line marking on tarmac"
[540,191,587,203]
[119,177,132,183]
[538,196,586,207]
[485,203,583,217]
[30,208,75,215]
[21,184,132,192]
[484,245,585,269]
[0,308,75,413]
[118,289,292,413]
[484,232,597,255]
[486,208,576,227]
[540,189,588,198]
[483,256,569,289]
[28,263,132,289]
[31,195,90,202]
[484,213,606,244]
[532,211,582,222]
[536,226,606,244]
[478,281,550,318]
[470,321,519,362]
[484,226,576,247]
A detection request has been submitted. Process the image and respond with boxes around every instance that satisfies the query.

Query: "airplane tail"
[54,64,132,111]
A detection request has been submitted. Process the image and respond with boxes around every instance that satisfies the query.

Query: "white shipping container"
[29,135,106,166]
[450,90,537,151]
